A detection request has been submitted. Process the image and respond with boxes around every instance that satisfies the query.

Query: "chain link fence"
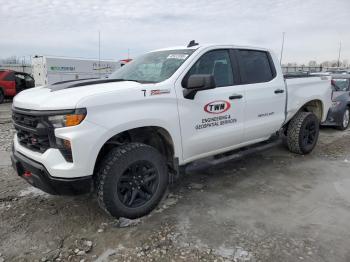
[0,64,32,74]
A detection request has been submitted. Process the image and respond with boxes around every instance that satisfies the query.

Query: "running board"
[185,136,281,172]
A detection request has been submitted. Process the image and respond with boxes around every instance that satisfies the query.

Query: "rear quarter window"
[237,50,275,84]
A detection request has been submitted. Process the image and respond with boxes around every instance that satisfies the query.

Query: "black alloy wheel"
[97,143,168,219]
[117,160,159,208]
[302,121,317,147]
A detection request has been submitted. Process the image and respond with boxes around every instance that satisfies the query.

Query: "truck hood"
[13,79,147,110]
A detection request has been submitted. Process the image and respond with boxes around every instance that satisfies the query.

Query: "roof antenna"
[187,40,199,48]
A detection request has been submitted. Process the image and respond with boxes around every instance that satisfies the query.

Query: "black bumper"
[11,150,93,195]
[323,104,346,126]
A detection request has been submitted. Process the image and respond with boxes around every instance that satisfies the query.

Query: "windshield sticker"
[204,100,231,114]
[167,54,189,60]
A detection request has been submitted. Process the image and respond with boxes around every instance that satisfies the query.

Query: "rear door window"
[237,50,275,84]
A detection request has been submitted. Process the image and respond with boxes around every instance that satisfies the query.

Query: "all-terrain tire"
[336,107,350,131]
[287,112,320,154]
[0,90,4,104]
[96,143,168,219]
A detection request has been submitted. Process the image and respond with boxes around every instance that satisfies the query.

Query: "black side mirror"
[183,74,216,99]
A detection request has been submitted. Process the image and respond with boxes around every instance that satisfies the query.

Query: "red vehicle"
[0,70,35,103]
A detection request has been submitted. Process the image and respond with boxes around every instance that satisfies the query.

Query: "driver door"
[176,49,246,162]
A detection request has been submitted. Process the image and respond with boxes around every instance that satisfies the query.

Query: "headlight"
[48,108,87,128]
[332,101,341,107]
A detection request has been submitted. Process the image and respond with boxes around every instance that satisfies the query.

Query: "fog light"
[56,138,73,162]
[63,139,71,149]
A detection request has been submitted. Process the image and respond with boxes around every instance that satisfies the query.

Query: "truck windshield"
[109,49,195,83]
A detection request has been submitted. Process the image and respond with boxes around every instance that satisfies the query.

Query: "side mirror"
[183,74,216,99]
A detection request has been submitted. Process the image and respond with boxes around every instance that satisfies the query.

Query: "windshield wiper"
[111,78,156,84]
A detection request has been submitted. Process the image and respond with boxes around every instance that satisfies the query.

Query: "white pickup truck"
[11,42,332,218]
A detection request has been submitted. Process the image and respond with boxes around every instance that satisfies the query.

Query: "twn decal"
[204,100,231,114]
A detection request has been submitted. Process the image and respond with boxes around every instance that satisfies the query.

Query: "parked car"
[0,70,35,103]
[11,42,332,219]
[323,74,350,130]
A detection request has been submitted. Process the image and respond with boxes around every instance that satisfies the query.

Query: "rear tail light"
[23,171,32,178]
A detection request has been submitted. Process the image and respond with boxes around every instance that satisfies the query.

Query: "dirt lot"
[1,101,350,262]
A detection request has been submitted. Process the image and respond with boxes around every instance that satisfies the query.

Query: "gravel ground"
[0,122,15,152]
[0,102,14,152]
[1,101,350,262]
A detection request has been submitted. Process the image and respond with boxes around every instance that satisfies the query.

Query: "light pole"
[280,32,285,65]
[337,41,342,68]
[98,31,101,78]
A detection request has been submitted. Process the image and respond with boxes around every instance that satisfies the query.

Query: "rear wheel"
[0,90,4,104]
[287,112,320,154]
[96,143,168,219]
[337,108,350,131]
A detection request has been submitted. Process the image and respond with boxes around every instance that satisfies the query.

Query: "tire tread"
[96,142,167,218]
[287,112,318,154]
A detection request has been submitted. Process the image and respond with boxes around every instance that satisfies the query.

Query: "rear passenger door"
[235,49,286,142]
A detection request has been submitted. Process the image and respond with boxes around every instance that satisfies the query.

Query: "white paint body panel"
[13,44,332,178]
[285,77,332,123]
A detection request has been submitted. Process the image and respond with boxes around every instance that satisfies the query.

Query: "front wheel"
[96,143,169,219]
[337,108,350,131]
[286,112,320,154]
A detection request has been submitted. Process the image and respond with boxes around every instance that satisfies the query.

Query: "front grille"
[12,111,51,153]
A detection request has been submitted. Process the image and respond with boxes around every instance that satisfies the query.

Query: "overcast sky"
[1,0,349,64]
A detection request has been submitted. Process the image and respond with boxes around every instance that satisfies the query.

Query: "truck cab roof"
[151,43,271,53]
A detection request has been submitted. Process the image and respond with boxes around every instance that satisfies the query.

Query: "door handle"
[229,94,243,100]
[274,89,285,94]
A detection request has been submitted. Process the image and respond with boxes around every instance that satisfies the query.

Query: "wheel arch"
[299,99,324,121]
[288,99,325,122]
[283,99,324,133]
[93,126,176,177]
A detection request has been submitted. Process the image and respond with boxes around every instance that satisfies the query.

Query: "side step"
[185,136,281,172]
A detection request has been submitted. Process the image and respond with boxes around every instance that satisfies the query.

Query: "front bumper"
[11,149,93,195]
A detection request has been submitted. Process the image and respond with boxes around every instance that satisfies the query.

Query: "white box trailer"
[32,56,120,86]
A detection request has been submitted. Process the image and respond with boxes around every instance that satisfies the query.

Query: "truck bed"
[285,76,332,123]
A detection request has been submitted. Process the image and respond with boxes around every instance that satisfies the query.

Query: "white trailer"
[32,56,120,86]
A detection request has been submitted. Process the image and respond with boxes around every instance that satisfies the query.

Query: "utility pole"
[337,41,342,68]
[98,31,101,78]
[280,32,285,65]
